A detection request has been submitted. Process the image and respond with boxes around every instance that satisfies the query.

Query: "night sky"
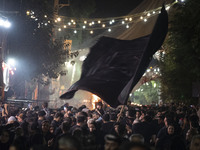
[0,0,143,18]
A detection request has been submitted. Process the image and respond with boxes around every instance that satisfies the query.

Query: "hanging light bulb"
[92,21,95,25]
[126,24,129,28]
[55,20,58,23]
[147,13,151,16]
[74,30,77,33]
[89,23,92,26]
[58,28,61,31]
[109,21,112,24]
[44,23,47,26]
[26,11,30,15]
[71,19,74,22]
[140,16,143,19]
[122,21,125,24]
[48,21,50,23]
[153,11,156,14]
[125,18,128,21]
[102,24,105,27]
[44,15,47,18]
[64,25,67,28]
[129,18,132,21]
[144,18,147,22]
[112,19,115,23]
[98,20,101,24]
[90,30,93,34]
[57,17,61,21]
[68,22,71,25]
[83,25,86,29]
[108,28,111,32]
[84,21,87,24]
[73,22,76,25]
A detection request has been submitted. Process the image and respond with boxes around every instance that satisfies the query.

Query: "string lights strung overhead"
[26,1,180,34]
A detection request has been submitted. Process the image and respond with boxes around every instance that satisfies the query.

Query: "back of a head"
[58,134,81,150]
[119,142,151,150]
[42,102,48,108]
[110,113,117,121]
[102,114,110,122]
[77,115,86,123]
[129,134,145,144]
[55,112,63,119]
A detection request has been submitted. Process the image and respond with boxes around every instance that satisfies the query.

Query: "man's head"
[42,120,50,133]
[104,134,121,150]
[42,102,48,109]
[58,135,81,150]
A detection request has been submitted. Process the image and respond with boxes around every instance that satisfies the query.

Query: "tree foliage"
[160,0,200,104]
[133,80,160,105]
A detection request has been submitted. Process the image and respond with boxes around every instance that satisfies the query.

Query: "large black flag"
[60,6,168,107]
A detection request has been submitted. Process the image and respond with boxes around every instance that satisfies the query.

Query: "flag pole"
[117,105,125,122]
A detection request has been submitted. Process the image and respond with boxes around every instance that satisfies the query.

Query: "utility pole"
[53,0,70,19]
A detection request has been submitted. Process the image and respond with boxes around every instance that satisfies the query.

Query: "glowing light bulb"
[57,17,61,21]
[153,11,155,14]
[74,30,77,33]
[89,23,92,26]
[58,28,61,31]
[64,25,67,28]
[109,21,112,24]
[83,25,86,29]
[73,22,76,25]
[55,20,58,23]
[147,13,151,16]
[71,19,74,22]
[26,11,30,15]
[108,28,111,32]
[112,19,115,23]
[102,24,105,27]
[126,24,129,28]
[125,18,128,21]
[122,21,125,24]
[68,22,71,25]
[44,23,47,26]
[92,21,95,24]
[129,18,132,21]
[44,15,47,18]
[140,16,143,19]
[98,20,101,24]
[84,21,87,24]
[90,30,93,34]
[144,18,147,22]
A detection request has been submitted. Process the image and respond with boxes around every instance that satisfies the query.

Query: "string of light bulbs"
[26,1,179,34]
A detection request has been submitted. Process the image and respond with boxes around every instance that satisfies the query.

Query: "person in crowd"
[190,135,200,150]
[42,102,50,117]
[132,115,156,144]
[104,134,121,150]
[119,142,151,150]
[95,102,104,116]
[156,123,176,150]
[129,134,145,143]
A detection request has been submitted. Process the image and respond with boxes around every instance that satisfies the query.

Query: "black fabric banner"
[60,6,168,107]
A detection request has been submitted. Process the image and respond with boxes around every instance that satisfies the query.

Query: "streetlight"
[0,18,11,28]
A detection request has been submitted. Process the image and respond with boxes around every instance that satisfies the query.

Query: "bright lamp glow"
[7,58,15,66]
[0,19,11,28]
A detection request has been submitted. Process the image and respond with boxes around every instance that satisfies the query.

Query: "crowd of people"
[0,101,200,150]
